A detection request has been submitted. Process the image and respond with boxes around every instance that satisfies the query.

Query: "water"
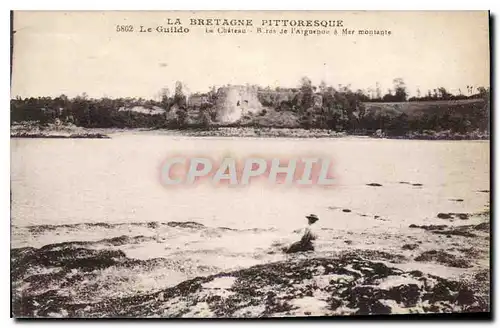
[10,134,490,288]
[11,134,490,229]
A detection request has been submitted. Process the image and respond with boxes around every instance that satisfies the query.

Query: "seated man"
[285,214,319,254]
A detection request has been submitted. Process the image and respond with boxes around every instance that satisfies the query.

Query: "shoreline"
[10,124,490,141]
[11,133,110,139]
[11,212,490,317]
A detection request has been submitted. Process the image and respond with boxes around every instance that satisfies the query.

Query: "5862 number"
[116,25,134,32]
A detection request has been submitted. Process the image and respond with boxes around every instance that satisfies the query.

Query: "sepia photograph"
[10,10,491,318]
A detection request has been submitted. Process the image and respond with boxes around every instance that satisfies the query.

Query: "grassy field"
[233,98,489,130]
[363,99,487,118]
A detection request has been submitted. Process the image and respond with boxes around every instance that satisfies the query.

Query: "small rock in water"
[437,213,453,220]
[402,244,419,250]
[474,222,489,231]
[437,212,469,220]
[342,209,351,213]
[450,198,464,202]
[147,221,160,229]
[412,183,423,187]
[366,183,383,187]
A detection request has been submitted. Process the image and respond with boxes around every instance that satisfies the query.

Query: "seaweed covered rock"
[414,250,471,268]
[11,247,489,318]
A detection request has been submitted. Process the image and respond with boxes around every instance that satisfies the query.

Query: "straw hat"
[306,214,319,223]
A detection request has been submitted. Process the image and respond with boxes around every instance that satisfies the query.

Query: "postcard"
[10,11,490,318]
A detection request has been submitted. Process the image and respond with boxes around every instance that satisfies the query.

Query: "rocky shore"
[10,122,110,139]
[11,212,490,318]
[11,122,489,140]
[11,247,489,318]
[173,127,489,140]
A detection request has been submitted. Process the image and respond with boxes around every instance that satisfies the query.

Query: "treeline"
[11,95,156,128]
[10,87,186,129]
[10,78,490,136]
[359,79,488,103]
[250,77,490,134]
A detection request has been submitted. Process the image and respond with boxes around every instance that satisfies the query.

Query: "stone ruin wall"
[215,85,263,123]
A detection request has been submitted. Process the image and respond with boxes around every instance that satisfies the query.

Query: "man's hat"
[306,214,319,222]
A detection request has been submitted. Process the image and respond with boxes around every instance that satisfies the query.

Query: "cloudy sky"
[11,11,490,99]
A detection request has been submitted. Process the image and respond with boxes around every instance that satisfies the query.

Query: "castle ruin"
[215,85,263,123]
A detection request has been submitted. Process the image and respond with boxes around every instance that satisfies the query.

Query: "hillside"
[363,99,486,118]
[10,92,490,139]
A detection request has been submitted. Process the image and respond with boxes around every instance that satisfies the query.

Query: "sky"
[11,11,490,99]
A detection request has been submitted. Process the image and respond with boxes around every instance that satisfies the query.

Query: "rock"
[409,224,448,231]
[409,222,481,238]
[166,221,205,229]
[366,183,383,187]
[456,288,476,306]
[342,249,406,264]
[437,213,470,220]
[11,248,488,318]
[342,209,351,213]
[147,221,160,229]
[414,250,472,268]
[432,230,477,238]
[474,222,489,231]
[402,244,419,251]
[457,213,469,220]
[456,247,480,257]
[437,213,453,220]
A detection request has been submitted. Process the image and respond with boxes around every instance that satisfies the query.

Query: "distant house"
[188,94,210,107]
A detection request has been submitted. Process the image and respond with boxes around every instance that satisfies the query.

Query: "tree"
[175,107,188,128]
[158,87,170,109]
[375,82,382,99]
[200,110,211,128]
[174,81,186,107]
[392,78,407,102]
[437,87,451,100]
[319,80,327,93]
[293,76,315,112]
[477,86,488,97]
